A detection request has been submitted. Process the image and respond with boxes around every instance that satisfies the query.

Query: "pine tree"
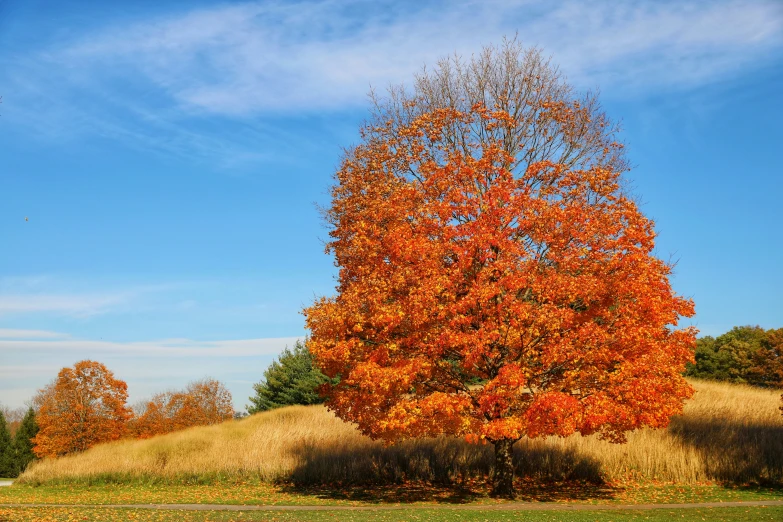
[0,410,14,478]
[248,340,334,413]
[12,408,38,476]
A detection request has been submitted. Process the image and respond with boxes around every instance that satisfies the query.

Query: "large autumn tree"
[33,360,131,458]
[303,41,697,498]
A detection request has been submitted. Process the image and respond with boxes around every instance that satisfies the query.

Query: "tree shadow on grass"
[278,437,612,504]
[719,484,783,499]
[279,480,618,504]
[278,482,485,504]
[668,416,783,486]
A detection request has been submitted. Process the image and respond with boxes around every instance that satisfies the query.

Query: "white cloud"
[3,0,781,163]
[536,1,783,90]
[0,329,68,339]
[53,0,783,114]
[0,282,177,318]
[0,293,131,317]
[0,336,302,357]
[0,365,62,379]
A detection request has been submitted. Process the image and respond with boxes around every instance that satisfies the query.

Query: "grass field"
[17,379,783,489]
[1,481,782,506]
[4,380,783,520]
[1,506,783,522]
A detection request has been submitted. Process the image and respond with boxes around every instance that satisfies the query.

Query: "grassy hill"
[18,379,783,487]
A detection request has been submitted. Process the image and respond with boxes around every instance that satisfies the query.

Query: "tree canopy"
[303,40,696,497]
[248,340,333,413]
[33,360,131,458]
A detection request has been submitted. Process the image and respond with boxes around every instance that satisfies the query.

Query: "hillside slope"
[19,379,783,486]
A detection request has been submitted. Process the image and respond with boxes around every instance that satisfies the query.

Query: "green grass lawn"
[1,506,782,522]
[0,481,781,506]
[1,482,782,522]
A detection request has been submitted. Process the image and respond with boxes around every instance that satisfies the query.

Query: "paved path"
[2,500,782,511]
[0,481,12,487]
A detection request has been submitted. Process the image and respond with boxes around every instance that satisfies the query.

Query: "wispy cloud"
[0,335,302,357]
[0,329,69,339]
[0,280,175,318]
[4,0,782,161]
[54,0,783,112]
[0,293,133,317]
[0,275,52,291]
[0,365,63,380]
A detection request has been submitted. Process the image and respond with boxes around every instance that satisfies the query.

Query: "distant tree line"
[685,326,783,388]
[127,378,234,439]
[5,360,237,466]
[8,342,336,471]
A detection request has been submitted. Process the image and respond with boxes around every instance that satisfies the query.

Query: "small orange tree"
[128,378,233,438]
[303,41,697,497]
[127,391,179,438]
[33,360,131,457]
[181,378,234,427]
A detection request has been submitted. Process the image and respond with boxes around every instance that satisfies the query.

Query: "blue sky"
[1,0,782,411]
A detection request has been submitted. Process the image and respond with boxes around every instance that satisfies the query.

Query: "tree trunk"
[491,438,515,498]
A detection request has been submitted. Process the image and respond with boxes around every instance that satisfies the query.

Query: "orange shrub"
[128,378,233,438]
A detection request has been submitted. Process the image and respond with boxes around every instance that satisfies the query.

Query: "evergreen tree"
[248,340,334,413]
[12,408,38,476]
[0,410,14,478]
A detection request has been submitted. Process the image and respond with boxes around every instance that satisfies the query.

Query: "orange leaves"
[381,392,477,440]
[127,379,233,439]
[523,392,581,439]
[32,360,131,458]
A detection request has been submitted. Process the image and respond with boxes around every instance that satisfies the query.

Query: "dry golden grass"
[18,379,783,486]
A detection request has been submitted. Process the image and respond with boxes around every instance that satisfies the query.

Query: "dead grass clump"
[18,379,783,486]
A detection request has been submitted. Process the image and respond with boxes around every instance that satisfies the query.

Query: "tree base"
[490,438,516,499]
